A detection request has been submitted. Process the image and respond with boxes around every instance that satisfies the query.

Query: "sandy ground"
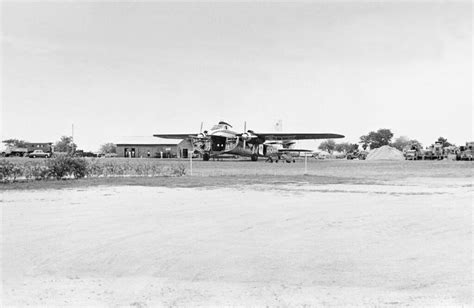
[1,169,473,306]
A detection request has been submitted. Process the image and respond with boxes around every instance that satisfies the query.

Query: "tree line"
[318,128,453,153]
[2,137,117,154]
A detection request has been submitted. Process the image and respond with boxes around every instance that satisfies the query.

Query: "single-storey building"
[116,138,193,158]
[27,142,53,153]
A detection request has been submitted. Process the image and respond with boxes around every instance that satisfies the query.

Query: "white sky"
[1,1,472,151]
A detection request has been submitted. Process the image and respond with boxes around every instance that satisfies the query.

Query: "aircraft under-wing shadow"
[154,121,344,161]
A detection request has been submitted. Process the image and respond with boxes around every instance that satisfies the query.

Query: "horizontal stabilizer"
[254,133,344,141]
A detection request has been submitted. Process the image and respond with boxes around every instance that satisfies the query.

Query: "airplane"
[154,121,344,161]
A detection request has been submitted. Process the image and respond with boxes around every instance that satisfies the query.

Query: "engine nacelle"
[196,131,209,139]
[241,132,258,141]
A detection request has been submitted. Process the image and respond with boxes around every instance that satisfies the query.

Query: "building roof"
[116,143,178,147]
[26,142,53,145]
[115,136,182,146]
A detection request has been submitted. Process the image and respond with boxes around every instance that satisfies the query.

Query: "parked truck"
[456,142,474,161]
[346,150,368,160]
[423,142,445,160]
[3,147,28,157]
[404,144,424,160]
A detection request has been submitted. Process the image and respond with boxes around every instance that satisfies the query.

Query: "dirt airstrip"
[1,160,472,306]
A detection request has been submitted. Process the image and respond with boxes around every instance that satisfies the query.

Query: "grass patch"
[0,174,352,191]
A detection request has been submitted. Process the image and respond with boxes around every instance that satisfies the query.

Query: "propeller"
[241,121,259,151]
[196,121,208,139]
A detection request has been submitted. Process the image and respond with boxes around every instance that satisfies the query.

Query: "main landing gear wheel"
[251,154,258,161]
[203,153,210,161]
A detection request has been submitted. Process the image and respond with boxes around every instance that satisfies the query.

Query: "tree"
[391,136,422,151]
[359,128,394,149]
[334,142,358,153]
[391,136,409,151]
[437,137,452,147]
[54,136,76,154]
[2,139,27,148]
[410,139,423,150]
[360,135,370,150]
[100,143,117,154]
[318,139,336,153]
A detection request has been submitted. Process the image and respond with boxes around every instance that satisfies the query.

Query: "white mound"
[366,145,404,160]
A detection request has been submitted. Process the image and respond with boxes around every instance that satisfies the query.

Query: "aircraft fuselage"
[191,126,278,161]
[194,134,268,160]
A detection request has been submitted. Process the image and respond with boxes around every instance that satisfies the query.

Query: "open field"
[1,160,473,306]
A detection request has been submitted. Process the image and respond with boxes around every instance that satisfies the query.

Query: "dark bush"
[69,157,88,178]
[0,159,15,182]
[47,155,88,179]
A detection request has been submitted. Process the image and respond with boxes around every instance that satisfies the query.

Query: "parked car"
[74,150,98,157]
[28,150,51,158]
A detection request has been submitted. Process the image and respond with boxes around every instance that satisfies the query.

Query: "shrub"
[47,155,88,179]
[0,160,23,182]
[86,159,103,177]
[47,155,71,179]
[32,165,51,180]
[1,157,186,183]
[69,157,88,179]
[0,160,16,182]
[171,164,186,176]
[23,162,51,180]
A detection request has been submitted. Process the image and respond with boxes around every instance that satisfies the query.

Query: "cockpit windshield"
[210,121,233,131]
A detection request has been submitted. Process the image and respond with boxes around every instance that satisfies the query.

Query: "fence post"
[304,155,308,175]
[189,154,193,176]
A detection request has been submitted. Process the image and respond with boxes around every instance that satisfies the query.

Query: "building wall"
[116,144,178,158]
[26,143,53,153]
[177,139,194,158]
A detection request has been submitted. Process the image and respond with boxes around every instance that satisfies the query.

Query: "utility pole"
[71,123,75,153]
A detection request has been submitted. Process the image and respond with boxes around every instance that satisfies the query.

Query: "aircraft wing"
[153,134,196,139]
[278,148,313,153]
[255,133,344,141]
